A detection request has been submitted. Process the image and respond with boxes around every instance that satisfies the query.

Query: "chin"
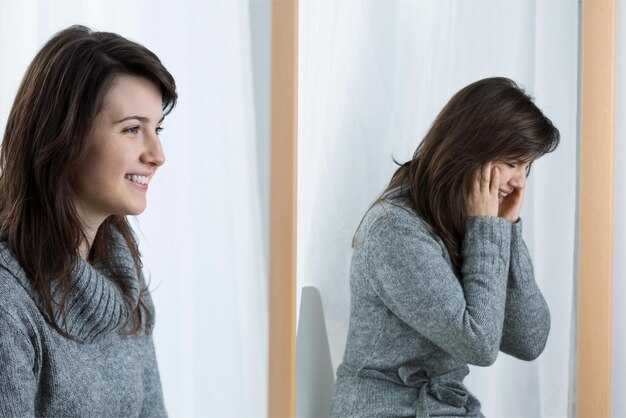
[123,203,147,216]
[127,208,146,216]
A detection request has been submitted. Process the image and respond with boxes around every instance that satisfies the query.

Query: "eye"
[507,162,516,168]
[123,126,140,134]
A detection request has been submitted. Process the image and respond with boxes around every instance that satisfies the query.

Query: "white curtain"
[0,1,269,416]
[297,1,578,416]
[613,2,626,416]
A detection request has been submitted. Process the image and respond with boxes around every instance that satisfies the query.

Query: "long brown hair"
[0,25,177,338]
[379,77,559,271]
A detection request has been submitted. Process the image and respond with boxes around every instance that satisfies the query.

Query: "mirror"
[296,1,578,416]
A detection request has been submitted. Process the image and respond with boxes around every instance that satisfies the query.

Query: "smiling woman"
[0,25,176,417]
[75,75,167,258]
[331,77,560,417]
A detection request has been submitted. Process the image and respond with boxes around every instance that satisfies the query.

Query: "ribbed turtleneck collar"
[0,234,140,343]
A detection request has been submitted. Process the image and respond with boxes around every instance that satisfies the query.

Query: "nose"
[510,168,526,189]
[141,132,166,167]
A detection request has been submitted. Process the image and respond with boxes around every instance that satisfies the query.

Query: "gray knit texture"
[331,196,550,417]
[0,235,166,417]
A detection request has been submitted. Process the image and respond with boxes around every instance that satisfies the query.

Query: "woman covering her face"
[0,25,176,416]
[331,77,559,417]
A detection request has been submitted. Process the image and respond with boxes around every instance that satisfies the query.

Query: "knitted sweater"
[331,196,550,417]
[0,235,166,417]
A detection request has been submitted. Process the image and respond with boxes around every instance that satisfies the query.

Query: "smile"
[124,174,150,185]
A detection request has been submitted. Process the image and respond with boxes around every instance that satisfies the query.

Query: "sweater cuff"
[462,216,512,277]
[464,216,512,245]
[511,218,523,245]
[509,218,535,288]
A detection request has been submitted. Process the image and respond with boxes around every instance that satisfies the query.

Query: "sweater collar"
[0,234,140,343]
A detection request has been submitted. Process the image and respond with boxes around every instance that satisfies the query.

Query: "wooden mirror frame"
[268,1,616,415]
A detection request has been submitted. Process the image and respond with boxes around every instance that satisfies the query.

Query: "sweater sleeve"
[138,290,167,417]
[499,220,551,360]
[0,307,37,417]
[140,336,167,417]
[364,213,511,366]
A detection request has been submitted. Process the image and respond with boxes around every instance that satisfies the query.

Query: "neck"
[75,205,107,260]
[79,225,99,259]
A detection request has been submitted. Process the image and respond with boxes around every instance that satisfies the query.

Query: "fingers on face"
[490,166,500,195]
[479,162,492,190]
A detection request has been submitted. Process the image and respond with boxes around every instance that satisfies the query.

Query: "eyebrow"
[113,115,165,124]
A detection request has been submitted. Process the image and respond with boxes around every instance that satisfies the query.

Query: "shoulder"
[352,199,451,269]
[0,244,47,340]
[0,280,41,385]
[356,199,433,245]
[0,253,32,311]
[0,269,41,343]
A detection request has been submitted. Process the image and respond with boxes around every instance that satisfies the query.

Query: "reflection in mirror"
[0,1,270,416]
[297,287,334,417]
[297,1,578,416]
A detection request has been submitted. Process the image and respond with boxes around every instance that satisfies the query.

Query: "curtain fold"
[0,1,268,416]
[297,1,578,416]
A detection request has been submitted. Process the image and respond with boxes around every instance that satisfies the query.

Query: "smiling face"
[491,159,530,205]
[73,75,165,228]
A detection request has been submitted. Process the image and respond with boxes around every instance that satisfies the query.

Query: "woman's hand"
[498,186,524,223]
[467,162,500,217]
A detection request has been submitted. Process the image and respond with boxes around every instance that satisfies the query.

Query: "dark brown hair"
[0,25,177,338]
[379,77,559,271]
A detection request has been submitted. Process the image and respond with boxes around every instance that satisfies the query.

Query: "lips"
[498,189,512,198]
[124,174,151,185]
[498,189,512,205]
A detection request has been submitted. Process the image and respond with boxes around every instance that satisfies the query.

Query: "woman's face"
[491,159,530,205]
[74,75,165,226]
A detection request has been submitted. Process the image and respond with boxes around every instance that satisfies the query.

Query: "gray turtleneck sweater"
[331,197,550,417]
[0,236,166,417]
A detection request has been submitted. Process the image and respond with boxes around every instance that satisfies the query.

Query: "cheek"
[496,167,513,187]
[79,147,128,189]
[88,140,130,169]
[75,166,113,199]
